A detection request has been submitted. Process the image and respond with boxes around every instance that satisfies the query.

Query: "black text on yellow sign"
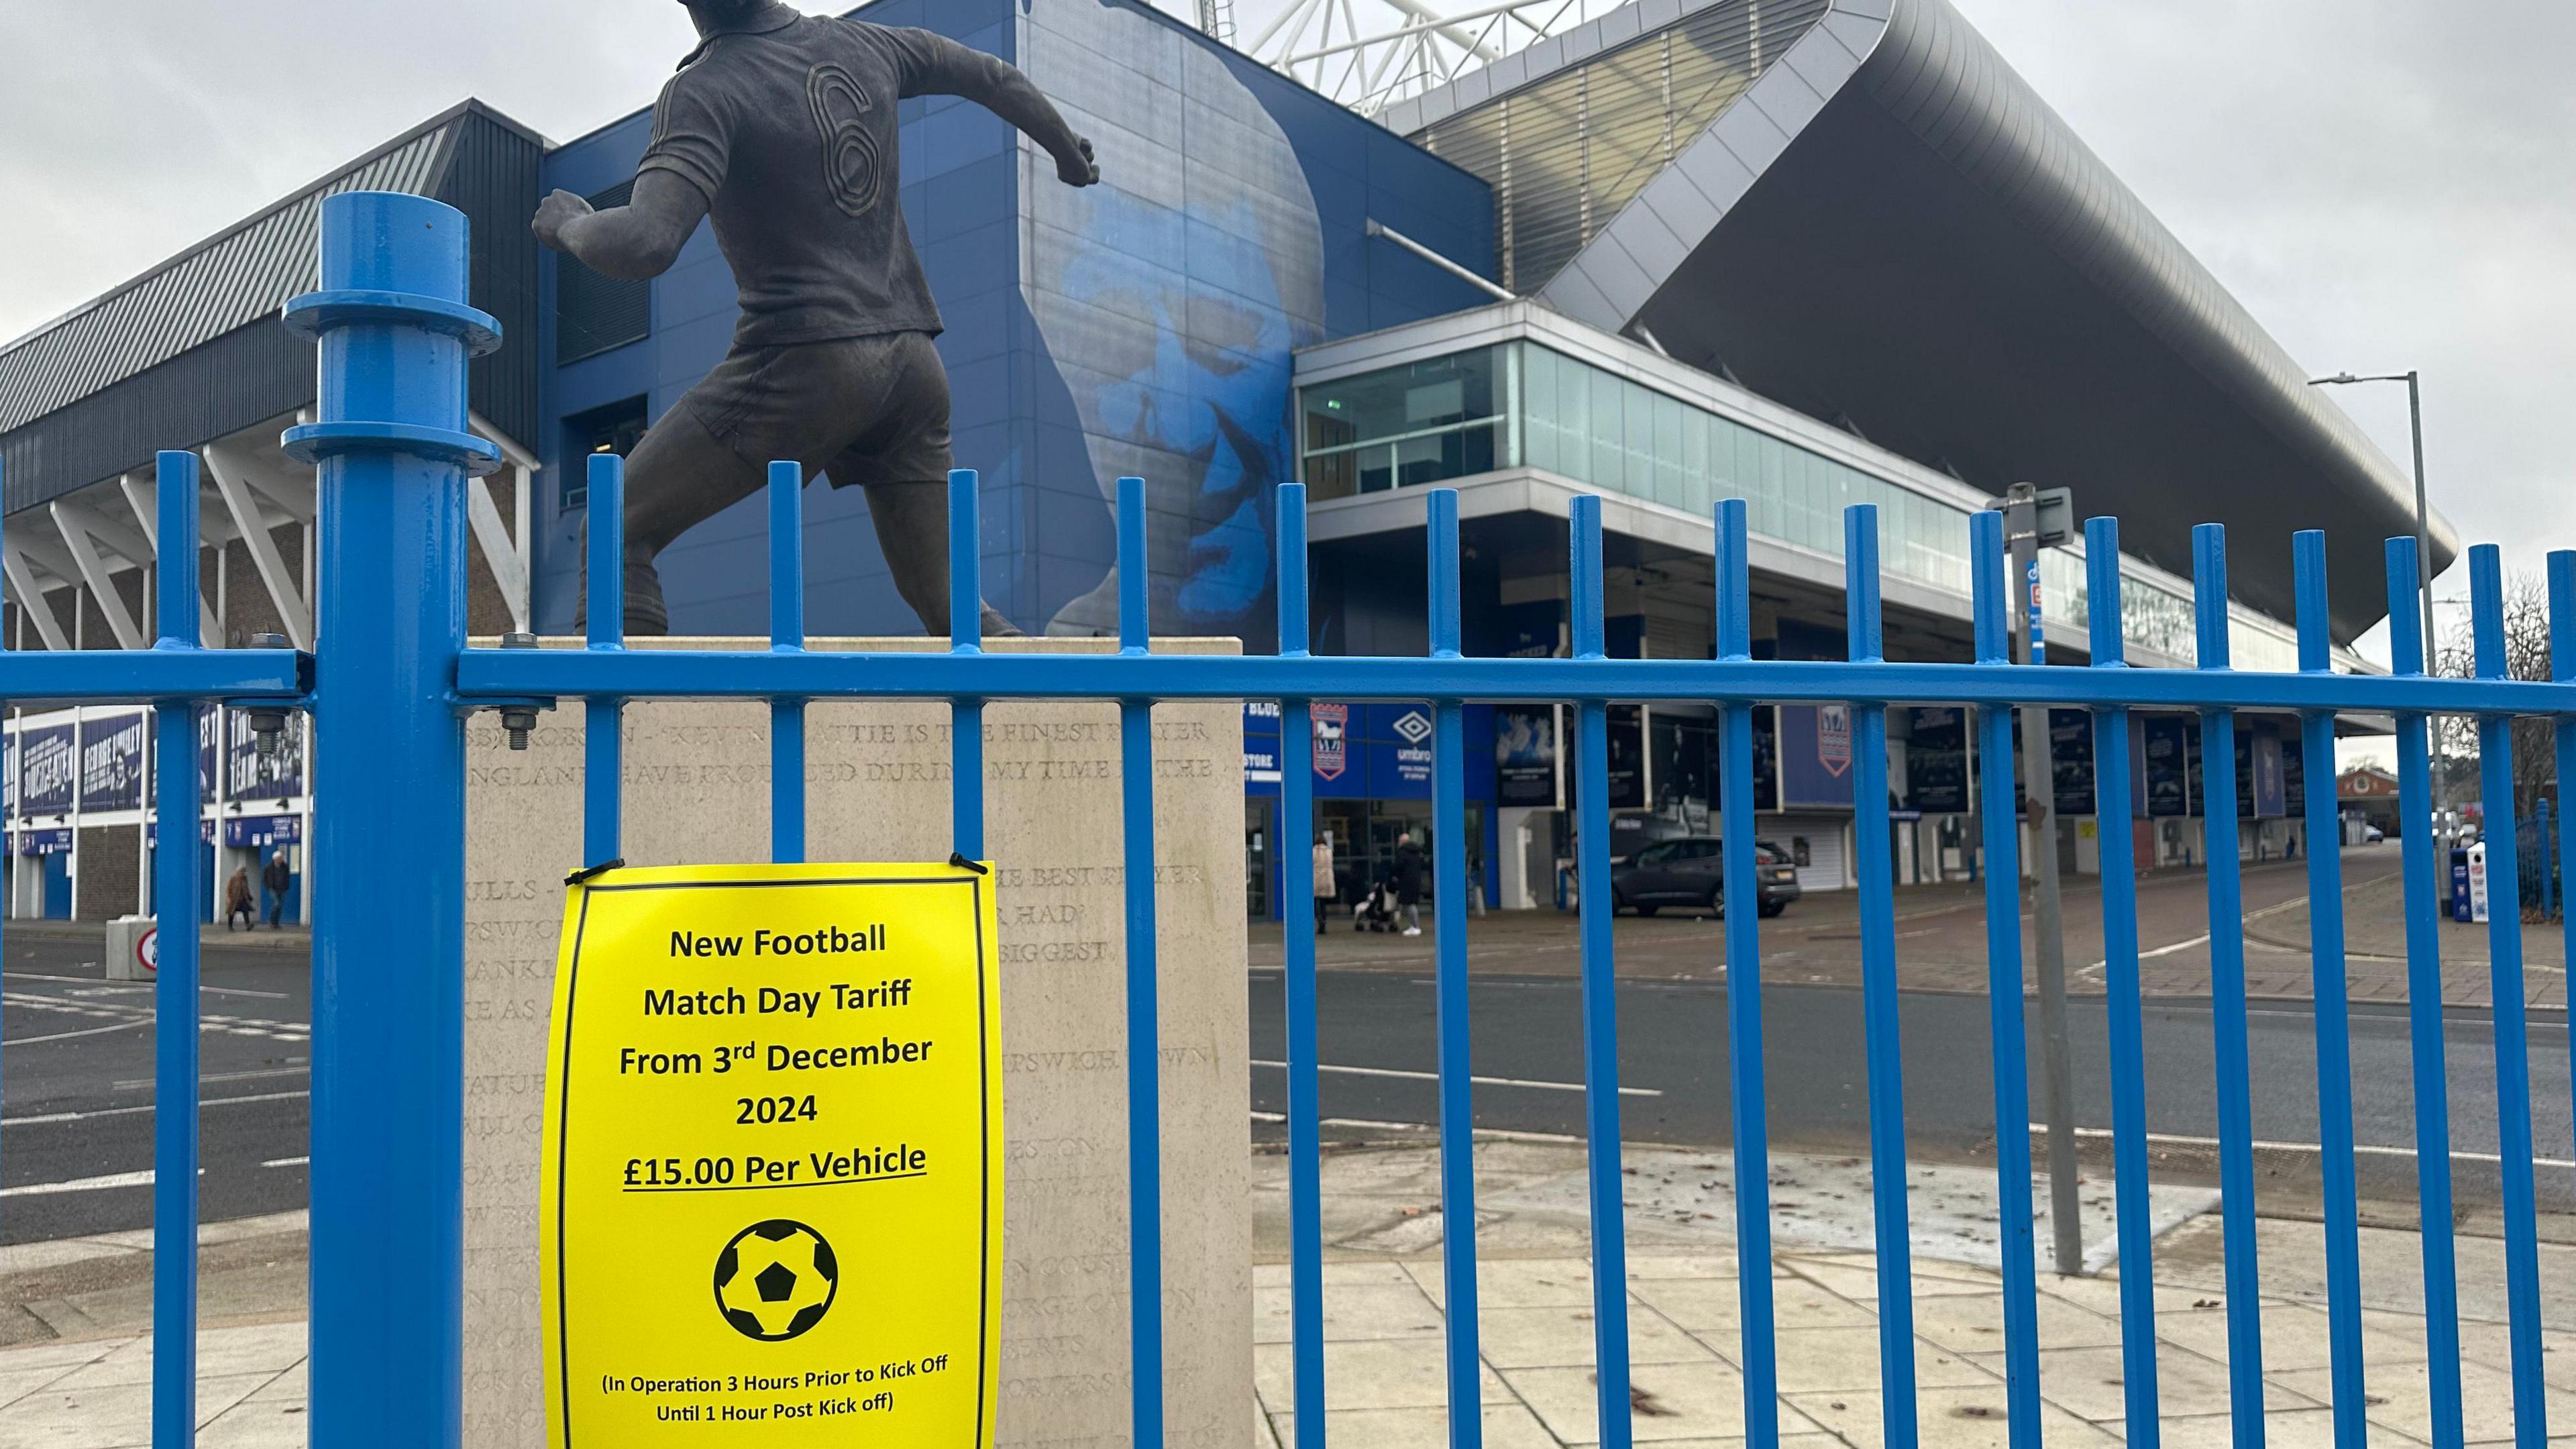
[541,863,1002,1448]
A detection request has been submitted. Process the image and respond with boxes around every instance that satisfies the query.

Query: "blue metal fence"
[3,190,2569,1448]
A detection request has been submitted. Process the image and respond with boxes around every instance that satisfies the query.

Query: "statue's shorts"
[680,328,954,493]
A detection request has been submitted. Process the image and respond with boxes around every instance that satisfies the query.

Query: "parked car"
[1605,837,1801,918]
[2363,824,2385,844]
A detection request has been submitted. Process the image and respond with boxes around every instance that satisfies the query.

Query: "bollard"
[283,191,502,1448]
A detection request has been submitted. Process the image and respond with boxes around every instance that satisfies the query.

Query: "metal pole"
[2407,371,2451,890]
[2005,483,2083,1276]
[282,190,503,1448]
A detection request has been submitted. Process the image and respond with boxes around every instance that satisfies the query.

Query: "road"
[1,932,310,1245]
[1246,970,2576,1212]
[7,909,2570,1248]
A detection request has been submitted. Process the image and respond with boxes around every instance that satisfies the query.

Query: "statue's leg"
[826,332,1021,637]
[614,401,772,634]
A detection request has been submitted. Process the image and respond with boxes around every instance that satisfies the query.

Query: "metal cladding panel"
[0,103,545,512]
[0,123,451,435]
[436,109,546,450]
[1484,0,2441,641]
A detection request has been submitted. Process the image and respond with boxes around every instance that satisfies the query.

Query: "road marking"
[5,1019,150,1046]
[2033,1123,2576,1171]
[262,1156,309,1169]
[113,1065,307,1092]
[1,1089,310,1128]
[1251,1059,1659,1097]
[3,971,286,1000]
[0,1167,198,1198]
[1250,1109,1583,1144]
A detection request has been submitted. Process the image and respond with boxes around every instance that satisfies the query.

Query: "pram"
[1351,879,1401,932]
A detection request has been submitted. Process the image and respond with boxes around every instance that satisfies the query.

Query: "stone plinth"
[462,637,1249,1449]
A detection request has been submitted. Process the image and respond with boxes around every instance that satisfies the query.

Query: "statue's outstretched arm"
[890,28,1100,188]
[531,170,712,280]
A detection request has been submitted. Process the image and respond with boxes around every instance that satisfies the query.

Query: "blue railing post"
[1566,494,1630,1449]
[2084,517,2161,1446]
[2386,534,2466,1449]
[586,453,626,864]
[2293,531,2369,1448]
[150,449,208,1448]
[1713,499,1779,1446]
[949,469,985,858]
[2191,524,2266,1444]
[1113,477,1167,1449]
[1968,511,2043,1448]
[1274,484,1326,1449]
[2467,545,2548,1447]
[282,190,502,1449]
[1843,504,1918,1446]
[1434,488,1493,1449]
[771,460,807,863]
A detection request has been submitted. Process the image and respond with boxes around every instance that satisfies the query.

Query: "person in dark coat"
[1390,832,1426,936]
[262,852,291,928]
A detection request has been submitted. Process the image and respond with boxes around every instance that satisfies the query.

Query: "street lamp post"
[2308,370,2448,862]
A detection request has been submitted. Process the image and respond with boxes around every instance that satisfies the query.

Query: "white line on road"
[2033,1122,2576,1171]
[262,1156,309,1169]
[1251,1059,1660,1097]
[1250,1109,1583,1144]
[5,1019,151,1046]
[1,1089,311,1128]
[3,971,286,999]
[0,1167,198,1198]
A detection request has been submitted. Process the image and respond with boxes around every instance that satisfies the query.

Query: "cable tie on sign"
[947,852,989,875]
[565,858,626,886]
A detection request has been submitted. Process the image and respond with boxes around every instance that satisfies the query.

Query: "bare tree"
[2432,573,2557,824]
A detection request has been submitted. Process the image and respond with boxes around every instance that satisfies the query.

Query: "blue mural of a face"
[1026,0,1327,640]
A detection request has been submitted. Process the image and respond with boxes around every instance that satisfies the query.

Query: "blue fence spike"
[950,468,985,859]
[2293,530,2369,1448]
[769,460,806,864]
[2386,533,2467,1449]
[1968,507,2042,1446]
[2469,545,2550,1446]
[2192,523,2267,1444]
[1563,492,1630,1449]
[584,451,626,865]
[1112,476,1165,1449]
[2083,515,2161,1444]
[1275,484,1325,1449]
[2553,552,2576,1191]
[1711,498,1778,1447]
[1426,487,1491,1449]
[150,450,207,1446]
[1841,505,1917,1443]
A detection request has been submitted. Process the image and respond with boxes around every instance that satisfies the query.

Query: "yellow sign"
[541,862,1001,1447]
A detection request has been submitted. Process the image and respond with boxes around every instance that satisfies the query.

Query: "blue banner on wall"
[1494,706,1559,808]
[226,709,304,802]
[1777,704,1857,810]
[79,712,147,813]
[2143,716,2190,818]
[225,814,303,849]
[19,724,74,817]
[1243,702,1282,788]
[1904,708,1968,815]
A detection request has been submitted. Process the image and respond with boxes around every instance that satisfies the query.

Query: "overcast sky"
[3,0,2567,756]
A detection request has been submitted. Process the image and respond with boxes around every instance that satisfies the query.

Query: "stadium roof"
[1387,0,2452,643]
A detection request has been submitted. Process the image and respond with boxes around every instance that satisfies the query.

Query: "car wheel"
[1705,888,1724,920]
[1758,900,1784,918]
[1632,902,1659,917]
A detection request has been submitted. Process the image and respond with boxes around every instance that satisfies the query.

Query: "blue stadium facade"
[0,0,2451,923]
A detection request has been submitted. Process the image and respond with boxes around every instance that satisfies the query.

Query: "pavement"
[3,1138,2568,1448]
[1254,843,2571,1011]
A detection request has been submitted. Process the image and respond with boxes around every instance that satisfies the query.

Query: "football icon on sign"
[714,1220,839,1341]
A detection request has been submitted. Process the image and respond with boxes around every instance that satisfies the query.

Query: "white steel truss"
[1244,0,1635,115]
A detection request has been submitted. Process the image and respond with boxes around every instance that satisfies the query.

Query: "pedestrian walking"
[262,852,291,928]
[1391,831,1426,936]
[1311,834,1336,934]
[223,865,255,932]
